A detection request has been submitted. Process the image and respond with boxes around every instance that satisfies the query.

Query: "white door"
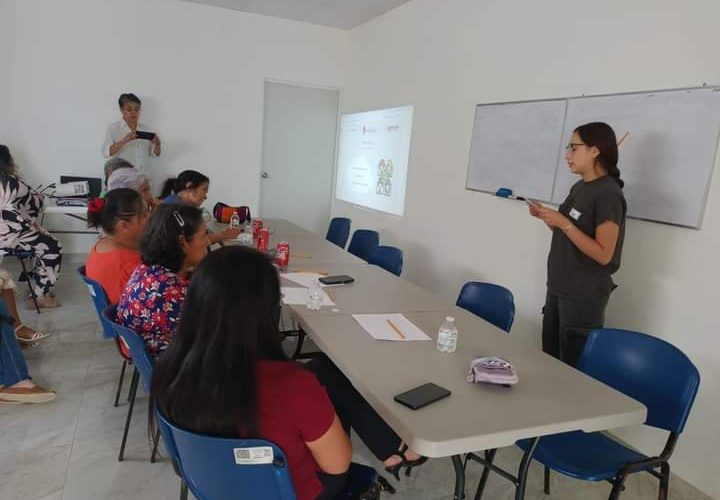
[260,81,339,234]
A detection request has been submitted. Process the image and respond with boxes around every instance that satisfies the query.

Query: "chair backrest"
[579,328,700,434]
[326,217,351,249]
[155,410,295,500]
[347,229,379,261]
[456,281,515,332]
[103,305,155,392]
[367,245,404,276]
[77,265,114,339]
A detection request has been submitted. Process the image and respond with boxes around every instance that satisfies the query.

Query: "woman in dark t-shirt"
[529,122,626,366]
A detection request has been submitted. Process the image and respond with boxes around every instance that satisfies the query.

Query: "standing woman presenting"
[530,122,626,367]
[102,93,161,174]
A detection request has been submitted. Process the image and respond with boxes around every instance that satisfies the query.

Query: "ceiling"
[180,0,413,30]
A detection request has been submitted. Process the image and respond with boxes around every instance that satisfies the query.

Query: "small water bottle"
[436,316,458,353]
[306,279,324,310]
[229,210,241,229]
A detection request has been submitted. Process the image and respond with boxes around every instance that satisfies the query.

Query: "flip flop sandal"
[14,324,50,344]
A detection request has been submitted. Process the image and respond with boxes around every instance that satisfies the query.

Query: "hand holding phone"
[135,131,156,141]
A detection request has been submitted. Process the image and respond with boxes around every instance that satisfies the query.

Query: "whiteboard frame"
[465,84,720,229]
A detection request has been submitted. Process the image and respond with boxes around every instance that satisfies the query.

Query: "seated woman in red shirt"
[150,246,425,500]
[85,188,147,303]
[117,204,208,357]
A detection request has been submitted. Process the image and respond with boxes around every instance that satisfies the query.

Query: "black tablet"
[394,383,451,410]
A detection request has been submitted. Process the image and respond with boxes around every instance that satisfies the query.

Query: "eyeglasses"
[565,143,589,152]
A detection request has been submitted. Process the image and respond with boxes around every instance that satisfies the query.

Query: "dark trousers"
[316,470,349,500]
[542,291,610,367]
[307,354,402,462]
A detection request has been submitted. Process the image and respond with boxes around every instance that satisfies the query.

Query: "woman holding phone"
[102,93,161,174]
[529,122,626,367]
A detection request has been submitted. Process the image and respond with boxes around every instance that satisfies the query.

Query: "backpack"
[212,202,251,224]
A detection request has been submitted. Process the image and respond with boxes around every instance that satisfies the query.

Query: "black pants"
[316,470,349,500]
[542,291,610,367]
[307,354,402,462]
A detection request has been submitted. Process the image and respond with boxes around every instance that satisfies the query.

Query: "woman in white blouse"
[102,93,161,174]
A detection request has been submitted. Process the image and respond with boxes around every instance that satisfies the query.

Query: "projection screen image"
[334,105,414,216]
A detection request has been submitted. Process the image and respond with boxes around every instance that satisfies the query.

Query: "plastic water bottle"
[229,210,241,229]
[306,279,324,310]
[436,316,458,353]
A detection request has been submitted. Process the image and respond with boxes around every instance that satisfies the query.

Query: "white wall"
[0,0,348,251]
[337,0,720,496]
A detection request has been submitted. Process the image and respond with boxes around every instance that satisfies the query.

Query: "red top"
[256,361,336,500]
[85,242,141,304]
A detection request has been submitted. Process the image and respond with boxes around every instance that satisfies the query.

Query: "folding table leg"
[452,455,466,500]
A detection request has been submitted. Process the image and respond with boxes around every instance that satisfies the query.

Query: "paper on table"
[281,272,327,288]
[352,314,431,342]
[281,287,335,307]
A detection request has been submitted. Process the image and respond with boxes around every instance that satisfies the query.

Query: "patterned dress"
[116,264,188,357]
[0,173,62,297]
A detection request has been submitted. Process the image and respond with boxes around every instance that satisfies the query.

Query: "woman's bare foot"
[13,322,50,343]
[25,295,61,310]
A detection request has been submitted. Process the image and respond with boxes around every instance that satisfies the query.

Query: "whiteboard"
[466,99,567,201]
[466,87,720,228]
[553,89,720,228]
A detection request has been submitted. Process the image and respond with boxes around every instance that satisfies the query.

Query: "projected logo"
[376,159,394,197]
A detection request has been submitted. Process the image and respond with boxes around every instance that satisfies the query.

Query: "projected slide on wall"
[334,105,414,216]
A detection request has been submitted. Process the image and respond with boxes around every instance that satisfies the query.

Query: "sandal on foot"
[14,324,50,344]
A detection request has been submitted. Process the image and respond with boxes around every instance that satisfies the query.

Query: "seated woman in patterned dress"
[0,145,62,309]
[116,203,208,357]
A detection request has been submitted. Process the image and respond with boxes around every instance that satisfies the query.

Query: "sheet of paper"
[281,272,327,288]
[281,287,335,307]
[352,313,431,342]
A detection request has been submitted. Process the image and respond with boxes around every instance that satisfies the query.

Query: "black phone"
[394,383,451,410]
[318,275,354,285]
[135,131,156,140]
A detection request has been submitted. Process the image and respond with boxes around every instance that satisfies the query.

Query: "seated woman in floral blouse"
[116,204,208,357]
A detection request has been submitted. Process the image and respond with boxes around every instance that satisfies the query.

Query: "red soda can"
[276,241,290,268]
[257,227,270,252]
[252,218,264,238]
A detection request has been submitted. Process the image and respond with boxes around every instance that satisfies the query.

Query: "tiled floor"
[0,255,710,500]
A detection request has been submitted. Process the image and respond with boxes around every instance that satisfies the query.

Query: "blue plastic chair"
[103,305,160,463]
[367,245,404,276]
[78,266,133,408]
[456,281,515,332]
[2,249,40,313]
[347,229,379,261]
[156,409,379,500]
[326,217,351,249]
[472,328,700,500]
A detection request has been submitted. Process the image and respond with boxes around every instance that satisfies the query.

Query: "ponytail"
[87,188,143,234]
[574,122,624,188]
[160,178,177,199]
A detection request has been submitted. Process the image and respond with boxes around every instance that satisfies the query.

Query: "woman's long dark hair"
[139,204,204,272]
[0,145,17,176]
[150,246,286,437]
[574,122,624,188]
[160,170,209,199]
[87,188,143,233]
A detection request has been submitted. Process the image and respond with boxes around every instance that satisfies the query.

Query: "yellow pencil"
[294,253,312,259]
[387,319,406,340]
[617,132,630,147]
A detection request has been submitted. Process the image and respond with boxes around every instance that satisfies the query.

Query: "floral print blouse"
[116,264,188,357]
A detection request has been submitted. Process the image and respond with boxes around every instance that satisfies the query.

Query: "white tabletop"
[297,308,647,457]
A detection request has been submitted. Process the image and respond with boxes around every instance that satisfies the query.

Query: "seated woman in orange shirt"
[85,189,148,303]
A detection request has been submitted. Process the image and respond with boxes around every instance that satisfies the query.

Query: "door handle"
[261,171,271,179]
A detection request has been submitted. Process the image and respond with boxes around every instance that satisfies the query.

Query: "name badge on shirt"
[569,208,582,220]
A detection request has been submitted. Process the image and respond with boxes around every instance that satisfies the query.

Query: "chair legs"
[151,429,161,463]
[608,473,628,500]
[18,256,40,314]
[118,368,139,462]
[544,465,551,494]
[658,462,670,500]
[114,360,128,407]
